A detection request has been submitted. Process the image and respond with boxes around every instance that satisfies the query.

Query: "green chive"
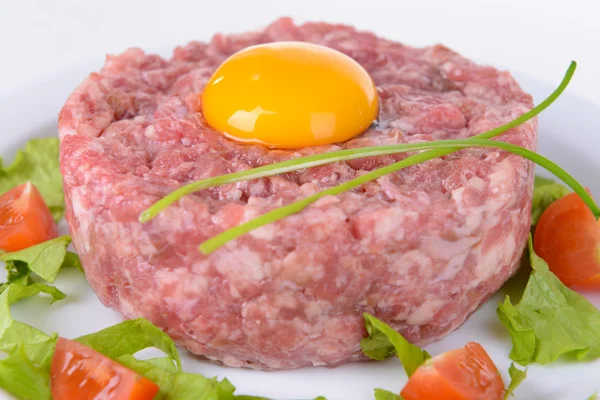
[199,137,596,254]
[140,62,576,225]
[137,62,582,255]
[196,62,581,254]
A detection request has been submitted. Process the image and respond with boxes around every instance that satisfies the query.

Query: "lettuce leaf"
[63,250,83,272]
[0,282,288,400]
[0,306,274,400]
[374,388,402,400]
[166,373,237,400]
[235,397,273,400]
[497,236,600,365]
[118,351,269,400]
[0,344,52,400]
[76,318,182,370]
[116,355,179,396]
[503,363,527,399]
[0,282,65,304]
[531,176,570,225]
[0,284,57,399]
[83,320,275,399]
[0,284,58,368]
[361,313,430,376]
[0,138,64,221]
[1,235,73,283]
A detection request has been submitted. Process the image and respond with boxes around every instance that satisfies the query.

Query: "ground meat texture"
[58,18,536,370]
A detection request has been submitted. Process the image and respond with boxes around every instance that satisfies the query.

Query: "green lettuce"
[0,282,65,304]
[116,355,232,400]
[0,285,58,368]
[62,250,83,272]
[118,354,268,400]
[0,296,279,400]
[0,284,57,399]
[165,373,236,400]
[531,176,570,225]
[76,318,182,370]
[503,363,527,399]
[374,388,402,400]
[0,345,52,400]
[0,304,277,400]
[79,319,274,399]
[497,237,600,365]
[0,236,76,305]
[1,235,73,283]
[0,138,64,221]
[361,313,430,376]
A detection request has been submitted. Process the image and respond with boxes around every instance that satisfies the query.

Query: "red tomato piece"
[50,337,159,400]
[400,342,505,400]
[534,191,600,289]
[0,182,58,252]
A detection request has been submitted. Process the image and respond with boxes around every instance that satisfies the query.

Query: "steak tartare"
[58,18,536,370]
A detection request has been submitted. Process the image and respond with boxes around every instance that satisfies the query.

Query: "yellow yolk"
[201,42,379,149]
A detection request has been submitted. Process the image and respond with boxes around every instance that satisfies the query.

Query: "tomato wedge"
[0,182,58,252]
[400,342,505,400]
[50,337,159,400]
[534,191,600,289]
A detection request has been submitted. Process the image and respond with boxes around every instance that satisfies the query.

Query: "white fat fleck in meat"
[70,191,91,251]
[144,125,157,140]
[117,296,138,319]
[374,208,405,239]
[156,268,210,321]
[252,298,282,321]
[249,223,276,241]
[389,119,414,132]
[433,251,470,282]
[274,292,299,309]
[452,181,486,236]
[467,176,487,191]
[335,274,348,288]
[215,247,265,286]
[474,231,517,285]
[121,223,158,257]
[281,251,325,284]
[407,298,447,325]
[220,355,244,368]
[226,189,243,201]
[453,205,485,236]
[312,194,340,208]
[159,267,211,297]
[422,236,475,261]
[304,301,328,320]
[488,159,516,201]
[386,250,432,285]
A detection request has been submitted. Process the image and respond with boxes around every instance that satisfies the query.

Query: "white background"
[0,0,599,106]
[2,1,600,399]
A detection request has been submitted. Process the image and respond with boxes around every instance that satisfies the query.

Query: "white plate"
[1,57,600,400]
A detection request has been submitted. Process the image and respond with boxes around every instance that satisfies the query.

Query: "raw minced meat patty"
[58,18,536,370]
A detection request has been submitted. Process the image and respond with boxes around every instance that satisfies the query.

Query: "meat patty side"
[58,18,536,370]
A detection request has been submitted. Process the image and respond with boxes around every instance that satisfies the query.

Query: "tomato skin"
[0,182,58,252]
[534,191,600,289]
[50,337,159,400]
[401,342,505,400]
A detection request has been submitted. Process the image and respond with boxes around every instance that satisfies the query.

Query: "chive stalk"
[199,137,596,254]
[136,62,584,255]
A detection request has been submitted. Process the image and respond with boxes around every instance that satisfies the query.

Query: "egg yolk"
[201,41,379,149]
